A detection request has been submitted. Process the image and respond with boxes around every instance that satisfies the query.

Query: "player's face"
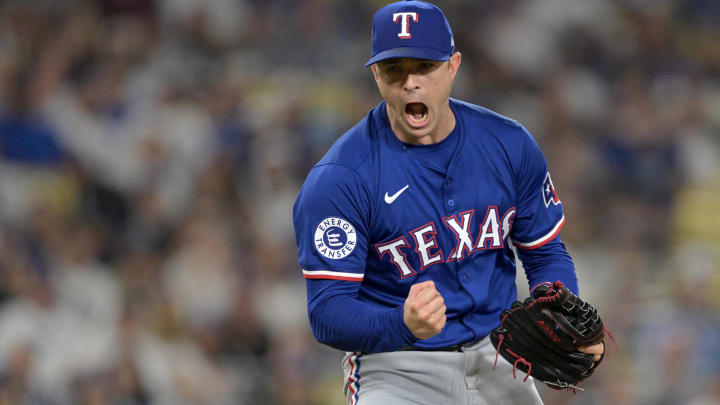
[371,53,461,145]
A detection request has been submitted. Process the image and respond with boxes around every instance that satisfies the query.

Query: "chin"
[403,124,435,140]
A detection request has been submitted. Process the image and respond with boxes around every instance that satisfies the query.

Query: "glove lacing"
[492,333,532,382]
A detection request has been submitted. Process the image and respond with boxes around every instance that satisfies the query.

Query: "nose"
[403,71,421,92]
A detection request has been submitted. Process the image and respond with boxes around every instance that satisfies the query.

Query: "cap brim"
[364,47,451,67]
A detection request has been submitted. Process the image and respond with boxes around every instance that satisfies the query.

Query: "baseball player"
[293,1,603,404]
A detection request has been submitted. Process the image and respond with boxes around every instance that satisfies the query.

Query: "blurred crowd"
[0,0,718,404]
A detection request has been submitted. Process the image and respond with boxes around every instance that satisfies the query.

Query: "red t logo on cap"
[393,12,418,38]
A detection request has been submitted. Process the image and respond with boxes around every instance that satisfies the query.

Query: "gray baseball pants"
[342,336,543,405]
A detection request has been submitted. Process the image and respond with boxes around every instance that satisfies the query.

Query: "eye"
[386,65,400,73]
[419,62,435,70]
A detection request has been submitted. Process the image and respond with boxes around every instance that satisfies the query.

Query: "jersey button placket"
[445,177,455,207]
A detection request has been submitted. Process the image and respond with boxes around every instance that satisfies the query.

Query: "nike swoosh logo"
[384,185,409,204]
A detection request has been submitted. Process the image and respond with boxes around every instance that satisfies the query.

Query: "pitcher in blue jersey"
[293,1,604,404]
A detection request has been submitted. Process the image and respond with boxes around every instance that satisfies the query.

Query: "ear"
[370,64,379,81]
[448,52,462,79]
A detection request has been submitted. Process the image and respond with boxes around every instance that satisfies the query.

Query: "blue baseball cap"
[365,0,454,67]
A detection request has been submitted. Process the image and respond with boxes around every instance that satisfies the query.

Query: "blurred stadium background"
[0,0,718,404]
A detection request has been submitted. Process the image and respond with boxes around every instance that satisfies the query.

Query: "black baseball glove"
[490,281,607,391]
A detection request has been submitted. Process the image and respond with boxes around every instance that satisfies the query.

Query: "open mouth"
[405,102,429,128]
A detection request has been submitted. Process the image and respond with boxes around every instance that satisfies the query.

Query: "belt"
[397,339,479,352]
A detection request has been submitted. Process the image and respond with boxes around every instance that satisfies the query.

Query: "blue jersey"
[293,99,577,352]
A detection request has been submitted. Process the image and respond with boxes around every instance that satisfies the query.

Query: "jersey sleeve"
[293,163,372,281]
[510,127,565,250]
[516,236,579,295]
[305,279,418,352]
[295,164,418,352]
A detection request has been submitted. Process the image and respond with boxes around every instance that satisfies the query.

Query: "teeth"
[406,103,428,125]
[405,103,428,127]
[409,113,426,123]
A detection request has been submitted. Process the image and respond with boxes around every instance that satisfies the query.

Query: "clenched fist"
[403,281,447,340]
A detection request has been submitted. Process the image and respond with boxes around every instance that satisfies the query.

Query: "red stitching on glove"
[493,333,504,371]
[506,348,532,382]
[604,326,618,351]
[535,281,565,304]
[500,312,510,324]
[537,320,561,343]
